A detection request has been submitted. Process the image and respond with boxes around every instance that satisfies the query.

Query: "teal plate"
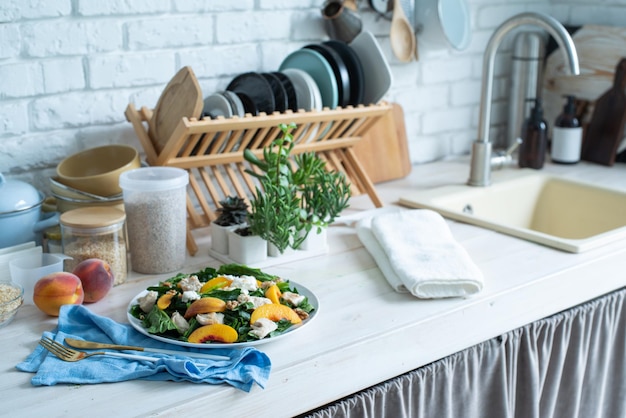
[279,48,339,109]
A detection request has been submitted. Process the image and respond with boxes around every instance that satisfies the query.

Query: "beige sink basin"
[399,170,626,253]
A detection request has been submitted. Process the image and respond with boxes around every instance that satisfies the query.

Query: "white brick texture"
[0,0,622,187]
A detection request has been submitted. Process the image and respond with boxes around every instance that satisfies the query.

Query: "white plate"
[221,90,245,118]
[127,281,320,348]
[203,93,234,119]
[349,31,393,104]
[281,68,319,112]
[415,0,471,51]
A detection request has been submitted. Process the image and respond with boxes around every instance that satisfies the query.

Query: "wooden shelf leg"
[343,148,384,208]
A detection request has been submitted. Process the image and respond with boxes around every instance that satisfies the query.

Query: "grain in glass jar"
[60,207,127,286]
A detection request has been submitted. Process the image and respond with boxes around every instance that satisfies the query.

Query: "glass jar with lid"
[60,207,127,286]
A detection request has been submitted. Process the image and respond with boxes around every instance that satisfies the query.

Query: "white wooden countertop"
[3,157,626,418]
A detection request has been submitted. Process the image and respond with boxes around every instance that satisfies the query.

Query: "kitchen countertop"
[3,157,626,418]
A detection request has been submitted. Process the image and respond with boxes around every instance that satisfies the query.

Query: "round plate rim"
[127,280,320,348]
[226,72,275,115]
[281,68,316,112]
[323,40,365,106]
[203,92,234,119]
[279,48,338,109]
[304,43,351,108]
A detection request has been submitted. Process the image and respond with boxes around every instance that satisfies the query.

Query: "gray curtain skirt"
[302,287,626,418]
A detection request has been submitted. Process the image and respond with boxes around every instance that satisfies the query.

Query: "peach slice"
[199,276,232,293]
[184,296,226,318]
[157,293,174,310]
[187,323,238,344]
[250,303,302,325]
[265,284,282,304]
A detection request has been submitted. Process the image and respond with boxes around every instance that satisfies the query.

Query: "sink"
[399,170,626,253]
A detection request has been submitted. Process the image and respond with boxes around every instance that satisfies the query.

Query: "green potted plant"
[295,153,351,250]
[244,122,351,255]
[210,196,249,254]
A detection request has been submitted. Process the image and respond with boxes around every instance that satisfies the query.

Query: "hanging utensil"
[390,0,417,62]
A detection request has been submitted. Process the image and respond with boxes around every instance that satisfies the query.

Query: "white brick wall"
[0,0,623,191]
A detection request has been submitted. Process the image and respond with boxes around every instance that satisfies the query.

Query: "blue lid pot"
[0,174,59,248]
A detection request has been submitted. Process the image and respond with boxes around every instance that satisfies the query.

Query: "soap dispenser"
[518,97,548,169]
[551,95,582,164]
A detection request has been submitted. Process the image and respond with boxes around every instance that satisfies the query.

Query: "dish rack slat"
[125,103,391,255]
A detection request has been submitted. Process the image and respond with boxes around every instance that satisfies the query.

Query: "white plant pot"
[227,229,267,265]
[298,227,328,252]
[211,222,246,254]
[268,242,296,257]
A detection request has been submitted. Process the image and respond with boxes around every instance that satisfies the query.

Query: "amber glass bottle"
[518,98,548,169]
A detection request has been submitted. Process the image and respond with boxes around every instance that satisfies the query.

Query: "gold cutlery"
[64,337,230,361]
[40,337,159,362]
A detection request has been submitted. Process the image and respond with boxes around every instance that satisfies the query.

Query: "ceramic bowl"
[56,145,141,197]
[0,281,23,329]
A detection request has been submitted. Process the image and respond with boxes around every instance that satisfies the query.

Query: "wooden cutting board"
[352,102,412,183]
[149,66,204,154]
[581,58,626,166]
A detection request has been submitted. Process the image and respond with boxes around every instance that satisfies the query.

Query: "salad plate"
[127,269,319,349]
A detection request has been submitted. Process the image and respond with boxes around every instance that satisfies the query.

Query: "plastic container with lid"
[119,167,189,274]
[60,207,127,285]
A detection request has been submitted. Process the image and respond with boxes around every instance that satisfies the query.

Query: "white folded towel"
[356,209,483,299]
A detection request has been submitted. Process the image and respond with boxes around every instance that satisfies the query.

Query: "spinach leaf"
[143,306,177,334]
[217,264,278,282]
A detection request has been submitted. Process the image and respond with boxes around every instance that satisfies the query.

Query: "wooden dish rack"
[125,102,392,255]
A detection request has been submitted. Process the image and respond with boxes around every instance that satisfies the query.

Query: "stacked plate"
[202,31,392,117]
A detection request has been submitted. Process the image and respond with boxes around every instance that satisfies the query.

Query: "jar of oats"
[119,167,189,274]
[60,207,127,285]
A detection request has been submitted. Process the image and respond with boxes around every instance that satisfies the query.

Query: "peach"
[187,324,238,344]
[157,293,175,310]
[33,272,84,316]
[199,276,232,293]
[250,303,301,325]
[265,284,282,304]
[184,297,226,319]
[71,258,114,303]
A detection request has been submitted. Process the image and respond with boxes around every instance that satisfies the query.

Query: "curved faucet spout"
[468,12,579,187]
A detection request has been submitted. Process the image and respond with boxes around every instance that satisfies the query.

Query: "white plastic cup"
[9,253,69,305]
[119,167,189,274]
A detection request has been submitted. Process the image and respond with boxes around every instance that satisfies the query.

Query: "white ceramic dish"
[349,31,393,104]
[279,49,338,109]
[415,0,471,51]
[281,68,321,112]
[127,281,319,348]
[203,93,234,119]
[221,90,245,118]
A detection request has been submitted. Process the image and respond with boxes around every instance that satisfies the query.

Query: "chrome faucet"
[467,12,580,187]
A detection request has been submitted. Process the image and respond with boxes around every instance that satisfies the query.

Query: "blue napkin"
[16,305,271,392]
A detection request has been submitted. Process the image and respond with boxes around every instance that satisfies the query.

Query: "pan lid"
[0,173,43,214]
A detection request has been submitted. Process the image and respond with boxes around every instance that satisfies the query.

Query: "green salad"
[129,264,315,344]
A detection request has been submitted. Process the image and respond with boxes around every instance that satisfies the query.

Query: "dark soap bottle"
[518,98,548,169]
[551,95,582,164]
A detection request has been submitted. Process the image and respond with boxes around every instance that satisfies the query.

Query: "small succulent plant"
[213,196,249,227]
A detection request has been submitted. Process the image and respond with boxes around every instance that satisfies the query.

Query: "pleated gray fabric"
[303,287,626,418]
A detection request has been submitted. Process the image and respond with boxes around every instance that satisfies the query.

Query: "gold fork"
[39,337,159,362]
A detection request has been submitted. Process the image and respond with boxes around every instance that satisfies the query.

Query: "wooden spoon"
[390,0,416,62]
[344,0,358,11]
